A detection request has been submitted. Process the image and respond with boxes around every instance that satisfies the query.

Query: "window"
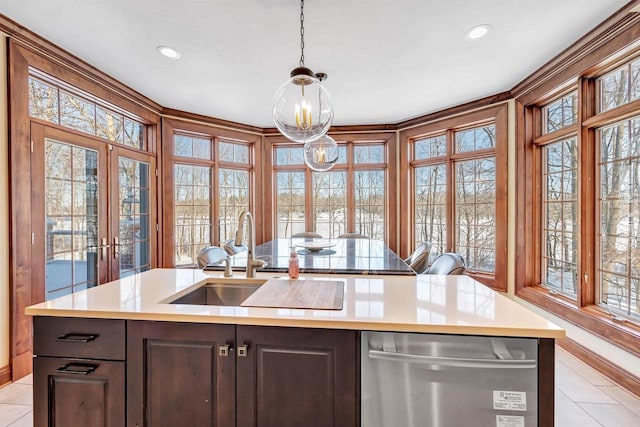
[271,136,392,241]
[28,73,147,149]
[598,58,640,112]
[402,105,507,288]
[171,129,253,266]
[519,53,640,356]
[598,117,640,319]
[542,138,578,297]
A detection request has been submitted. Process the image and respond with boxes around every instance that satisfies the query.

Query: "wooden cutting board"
[241,279,344,310]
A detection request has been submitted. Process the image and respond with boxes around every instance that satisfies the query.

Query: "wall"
[0,34,9,372]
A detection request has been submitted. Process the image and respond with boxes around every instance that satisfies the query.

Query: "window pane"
[60,91,96,135]
[174,164,211,266]
[415,135,446,159]
[354,145,385,164]
[543,91,578,133]
[599,58,640,112]
[415,164,446,258]
[542,138,578,297]
[219,141,250,164]
[174,135,211,159]
[455,158,496,272]
[218,169,249,241]
[276,171,306,237]
[354,170,385,240]
[598,116,640,319]
[275,146,305,165]
[124,118,146,150]
[312,171,347,238]
[96,106,124,143]
[29,77,59,123]
[455,124,495,153]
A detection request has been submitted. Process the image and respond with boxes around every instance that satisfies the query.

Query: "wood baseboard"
[0,364,11,386]
[557,337,640,398]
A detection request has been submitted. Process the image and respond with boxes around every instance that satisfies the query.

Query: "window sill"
[517,285,640,358]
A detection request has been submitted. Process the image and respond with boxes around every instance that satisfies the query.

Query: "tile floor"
[0,346,638,426]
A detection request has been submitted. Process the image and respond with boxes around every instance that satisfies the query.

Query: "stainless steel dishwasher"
[361,332,539,427]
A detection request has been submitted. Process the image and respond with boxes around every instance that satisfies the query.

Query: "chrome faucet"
[235,211,267,278]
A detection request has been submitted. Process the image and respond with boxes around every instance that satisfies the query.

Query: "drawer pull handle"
[56,333,98,343]
[56,363,98,375]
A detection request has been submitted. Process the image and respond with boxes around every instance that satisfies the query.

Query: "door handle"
[113,236,120,259]
[368,349,537,369]
[86,237,111,261]
[219,344,232,357]
[56,363,98,375]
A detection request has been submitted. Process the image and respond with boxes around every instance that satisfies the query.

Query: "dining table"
[221,238,416,276]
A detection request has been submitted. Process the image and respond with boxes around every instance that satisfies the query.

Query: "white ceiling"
[0,0,632,127]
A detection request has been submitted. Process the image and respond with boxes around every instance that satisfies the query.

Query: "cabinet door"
[236,326,358,427]
[33,357,125,427]
[127,321,236,427]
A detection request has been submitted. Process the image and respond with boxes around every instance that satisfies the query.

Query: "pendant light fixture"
[272,0,334,145]
[303,134,339,171]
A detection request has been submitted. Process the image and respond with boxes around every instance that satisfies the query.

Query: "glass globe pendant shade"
[303,134,339,171]
[273,68,334,143]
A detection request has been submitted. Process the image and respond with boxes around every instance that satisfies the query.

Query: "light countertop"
[25,269,565,339]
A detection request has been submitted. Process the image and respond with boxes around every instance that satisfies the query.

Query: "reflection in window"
[542,138,578,297]
[543,91,578,133]
[313,171,347,238]
[97,106,124,143]
[599,58,640,112]
[455,158,496,272]
[60,91,96,135]
[29,78,59,123]
[415,164,447,257]
[598,117,640,319]
[175,164,211,266]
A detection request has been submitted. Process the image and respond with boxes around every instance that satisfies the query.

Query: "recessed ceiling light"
[466,24,491,40]
[156,45,181,59]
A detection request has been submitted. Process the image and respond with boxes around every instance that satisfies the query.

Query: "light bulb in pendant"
[303,134,339,171]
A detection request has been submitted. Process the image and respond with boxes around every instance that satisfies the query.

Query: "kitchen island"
[26,269,564,426]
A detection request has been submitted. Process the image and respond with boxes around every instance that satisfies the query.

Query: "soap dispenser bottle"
[288,246,299,279]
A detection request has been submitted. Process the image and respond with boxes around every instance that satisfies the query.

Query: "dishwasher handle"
[368,349,537,369]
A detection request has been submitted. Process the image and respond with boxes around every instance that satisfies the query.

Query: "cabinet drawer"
[34,317,125,360]
[34,356,125,427]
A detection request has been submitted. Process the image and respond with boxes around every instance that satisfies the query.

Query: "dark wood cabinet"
[236,325,358,427]
[34,317,358,427]
[33,317,126,427]
[126,321,236,427]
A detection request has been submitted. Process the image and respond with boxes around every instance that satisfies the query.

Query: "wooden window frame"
[399,104,508,291]
[264,133,396,249]
[517,72,640,358]
[161,118,260,267]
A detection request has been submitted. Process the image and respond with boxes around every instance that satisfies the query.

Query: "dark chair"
[424,252,466,275]
[223,238,247,255]
[337,233,368,239]
[292,232,322,238]
[403,242,432,274]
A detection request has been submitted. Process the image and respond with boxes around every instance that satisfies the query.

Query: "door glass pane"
[175,164,211,266]
[119,158,151,277]
[45,140,99,299]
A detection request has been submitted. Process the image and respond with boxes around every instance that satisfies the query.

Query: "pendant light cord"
[299,0,305,67]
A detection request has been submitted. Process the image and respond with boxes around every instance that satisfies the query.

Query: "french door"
[31,123,156,300]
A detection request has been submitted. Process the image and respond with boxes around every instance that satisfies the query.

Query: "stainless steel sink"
[167,279,265,306]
